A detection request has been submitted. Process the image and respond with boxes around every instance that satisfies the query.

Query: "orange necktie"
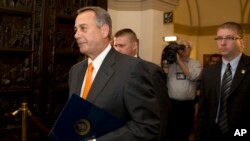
[82,63,94,99]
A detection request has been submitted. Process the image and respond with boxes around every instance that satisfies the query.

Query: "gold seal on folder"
[74,119,91,136]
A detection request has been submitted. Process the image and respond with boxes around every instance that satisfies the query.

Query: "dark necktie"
[219,63,232,133]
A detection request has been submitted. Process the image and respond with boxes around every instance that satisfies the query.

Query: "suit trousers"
[170,98,195,141]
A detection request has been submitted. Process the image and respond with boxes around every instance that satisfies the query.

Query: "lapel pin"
[241,69,245,74]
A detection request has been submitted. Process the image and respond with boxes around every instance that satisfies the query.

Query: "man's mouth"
[77,42,87,46]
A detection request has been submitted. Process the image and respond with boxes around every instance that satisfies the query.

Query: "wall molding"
[108,0,179,11]
[174,23,250,36]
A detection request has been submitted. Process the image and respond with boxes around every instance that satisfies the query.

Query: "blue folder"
[48,94,126,141]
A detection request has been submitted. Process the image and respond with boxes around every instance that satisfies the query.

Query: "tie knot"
[226,63,231,70]
[88,63,94,70]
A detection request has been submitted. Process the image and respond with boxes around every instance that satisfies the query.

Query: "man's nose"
[74,30,80,39]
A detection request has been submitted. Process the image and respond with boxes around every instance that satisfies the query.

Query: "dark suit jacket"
[140,59,173,141]
[68,48,160,141]
[196,54,250,141]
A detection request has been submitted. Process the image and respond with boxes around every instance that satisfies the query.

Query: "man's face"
[177,42,191,59]
[113,35,137,56]
[209,57,221,65]
[74,11,107,59]
[216,28,243,60]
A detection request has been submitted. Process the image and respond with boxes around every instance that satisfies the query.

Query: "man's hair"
[114,28,139,43]
[179,40,192,49]
[77,6,112,39]
[218,21,244,38]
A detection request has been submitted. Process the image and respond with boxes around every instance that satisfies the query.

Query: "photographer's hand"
[176,53,190,76]
[163,65,169,74]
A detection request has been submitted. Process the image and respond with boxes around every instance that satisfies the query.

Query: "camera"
[161,42,185,65]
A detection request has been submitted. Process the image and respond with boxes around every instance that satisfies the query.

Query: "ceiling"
[108,0,180,11]
[108,0,250,27]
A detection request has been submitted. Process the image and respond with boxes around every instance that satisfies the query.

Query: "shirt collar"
[88,44,112,71]
[222,53,242,72]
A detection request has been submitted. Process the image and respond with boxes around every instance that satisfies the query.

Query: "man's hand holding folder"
[48,94,126,141]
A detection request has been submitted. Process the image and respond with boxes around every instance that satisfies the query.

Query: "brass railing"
[12,102,29,141]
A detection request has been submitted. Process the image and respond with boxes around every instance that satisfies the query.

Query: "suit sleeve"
[195,68,209,141]
[97,61,161,141]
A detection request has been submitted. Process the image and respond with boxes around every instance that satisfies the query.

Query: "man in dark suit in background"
[196,21,250,141]
[208,53,222,66]
[69,6,160,141]
[113,28,173,141]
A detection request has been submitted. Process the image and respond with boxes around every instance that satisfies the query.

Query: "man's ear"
[240,38,245,50]
[101,24,109,38]
[132,41,138,50]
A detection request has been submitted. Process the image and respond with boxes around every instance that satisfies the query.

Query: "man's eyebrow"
[114,44,125,47]
[75,23,87,28]
[79,23,88,28]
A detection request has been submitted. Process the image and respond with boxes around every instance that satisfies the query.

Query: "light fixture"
[163,36,177,42]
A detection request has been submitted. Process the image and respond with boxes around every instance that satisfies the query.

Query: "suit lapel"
[214,63,222,100]
[230,54,250,95]
[76,61,88,96]
[87,48,116,102]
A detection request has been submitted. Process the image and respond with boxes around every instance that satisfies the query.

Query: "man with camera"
[162,40,202,141]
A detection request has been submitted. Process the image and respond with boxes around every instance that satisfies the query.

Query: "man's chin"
[79,46,87,54]
[220,52,228,56]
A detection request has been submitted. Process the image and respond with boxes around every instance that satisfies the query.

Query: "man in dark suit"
[69,6,160,141]
[196,21,250,141]
[113,28,173,141]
